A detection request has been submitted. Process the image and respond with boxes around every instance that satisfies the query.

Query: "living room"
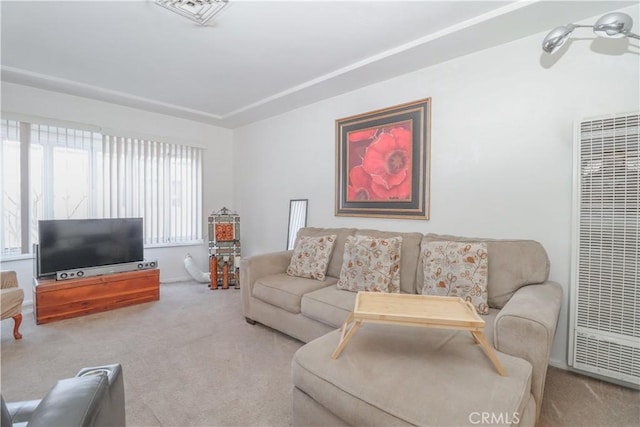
[1,1,639,426]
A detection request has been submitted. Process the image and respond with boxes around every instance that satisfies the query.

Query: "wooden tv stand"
[33,269,160,325]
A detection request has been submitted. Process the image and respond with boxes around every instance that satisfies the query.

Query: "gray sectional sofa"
[240,227,562,426]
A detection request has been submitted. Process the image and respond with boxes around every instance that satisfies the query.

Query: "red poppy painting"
[336,99,431,219]
[348,123,412,202]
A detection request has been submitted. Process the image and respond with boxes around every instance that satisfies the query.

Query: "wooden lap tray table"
[331,292,507,376]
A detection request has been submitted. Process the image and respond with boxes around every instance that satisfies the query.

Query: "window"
[100,135,202,244]
[1,121,22,255]
[1,119,203,256]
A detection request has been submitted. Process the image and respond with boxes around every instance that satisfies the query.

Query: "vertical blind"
[101,135,203,245]
[1,118,203,255]
[0,120,22,254]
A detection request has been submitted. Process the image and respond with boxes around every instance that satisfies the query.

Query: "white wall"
[2,5,638,367]
[232,7,640,368]
[0,83,234,302]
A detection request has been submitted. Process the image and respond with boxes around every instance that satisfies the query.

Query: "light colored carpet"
[1,281,638,426]
[1,282,301,426]
[538,365,639,427]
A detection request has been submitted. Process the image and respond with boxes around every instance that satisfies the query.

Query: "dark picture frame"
[335,98,431,219]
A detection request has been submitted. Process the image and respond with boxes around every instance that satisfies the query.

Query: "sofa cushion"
[421,240,489,314]
[287,234,337,281]
[418,234,550,308]
[355,229,422,294]
[337,235,402,293]
[252,273,337,314]
[301,285,357,328]
[293,323,532,427]
[296,228,357,279]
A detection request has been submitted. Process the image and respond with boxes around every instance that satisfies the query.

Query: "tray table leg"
[471,331,508,377]
[332,313,362,359]
[470,331,480,344]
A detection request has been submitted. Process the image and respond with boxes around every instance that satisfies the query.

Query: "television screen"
[38,218,144,277]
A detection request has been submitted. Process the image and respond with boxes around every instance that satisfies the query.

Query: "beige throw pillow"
[286,235,337,281]
[337,235,402,293]
[421,241,489,315]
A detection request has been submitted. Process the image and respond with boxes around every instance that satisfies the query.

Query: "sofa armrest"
[76,363,126,427]
[494,281,562,419]
[240,250,293,316]
[4,398,41,424]
[1,286,24,321]
[27,374,108,427]
[0,271,18,289]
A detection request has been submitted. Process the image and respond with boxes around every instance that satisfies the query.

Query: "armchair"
[1,363,125,427]
[1,270,24,339]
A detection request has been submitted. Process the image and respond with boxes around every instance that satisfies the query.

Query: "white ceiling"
[1,0,636,128]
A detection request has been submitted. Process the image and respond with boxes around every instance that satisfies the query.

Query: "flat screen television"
[36,218,144,278]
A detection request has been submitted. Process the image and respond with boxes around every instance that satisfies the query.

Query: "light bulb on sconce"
[542,11,640,54]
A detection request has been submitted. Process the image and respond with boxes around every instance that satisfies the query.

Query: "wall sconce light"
[542,12,640,54]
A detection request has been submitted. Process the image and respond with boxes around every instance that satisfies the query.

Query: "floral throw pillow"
[286,235,337,281]
[421,241,489,315]
[337,235,402,293]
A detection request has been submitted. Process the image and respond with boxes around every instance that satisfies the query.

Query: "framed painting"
[335,98,431,219]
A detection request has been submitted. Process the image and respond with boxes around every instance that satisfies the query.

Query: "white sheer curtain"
[100,135,202,245]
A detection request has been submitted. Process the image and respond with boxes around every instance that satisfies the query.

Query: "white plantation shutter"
[570,113,640,385]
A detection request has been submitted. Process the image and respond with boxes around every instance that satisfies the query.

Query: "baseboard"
[23,300,34,314]
[549,357,569,370]
[160,276,193,284]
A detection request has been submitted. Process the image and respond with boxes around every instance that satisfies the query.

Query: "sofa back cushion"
[287,234,337,281]
[296,228,357,279]
[355,230,423,294]
[421,240,490,314]
[337,235,403,293]
[417,234,550,308]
